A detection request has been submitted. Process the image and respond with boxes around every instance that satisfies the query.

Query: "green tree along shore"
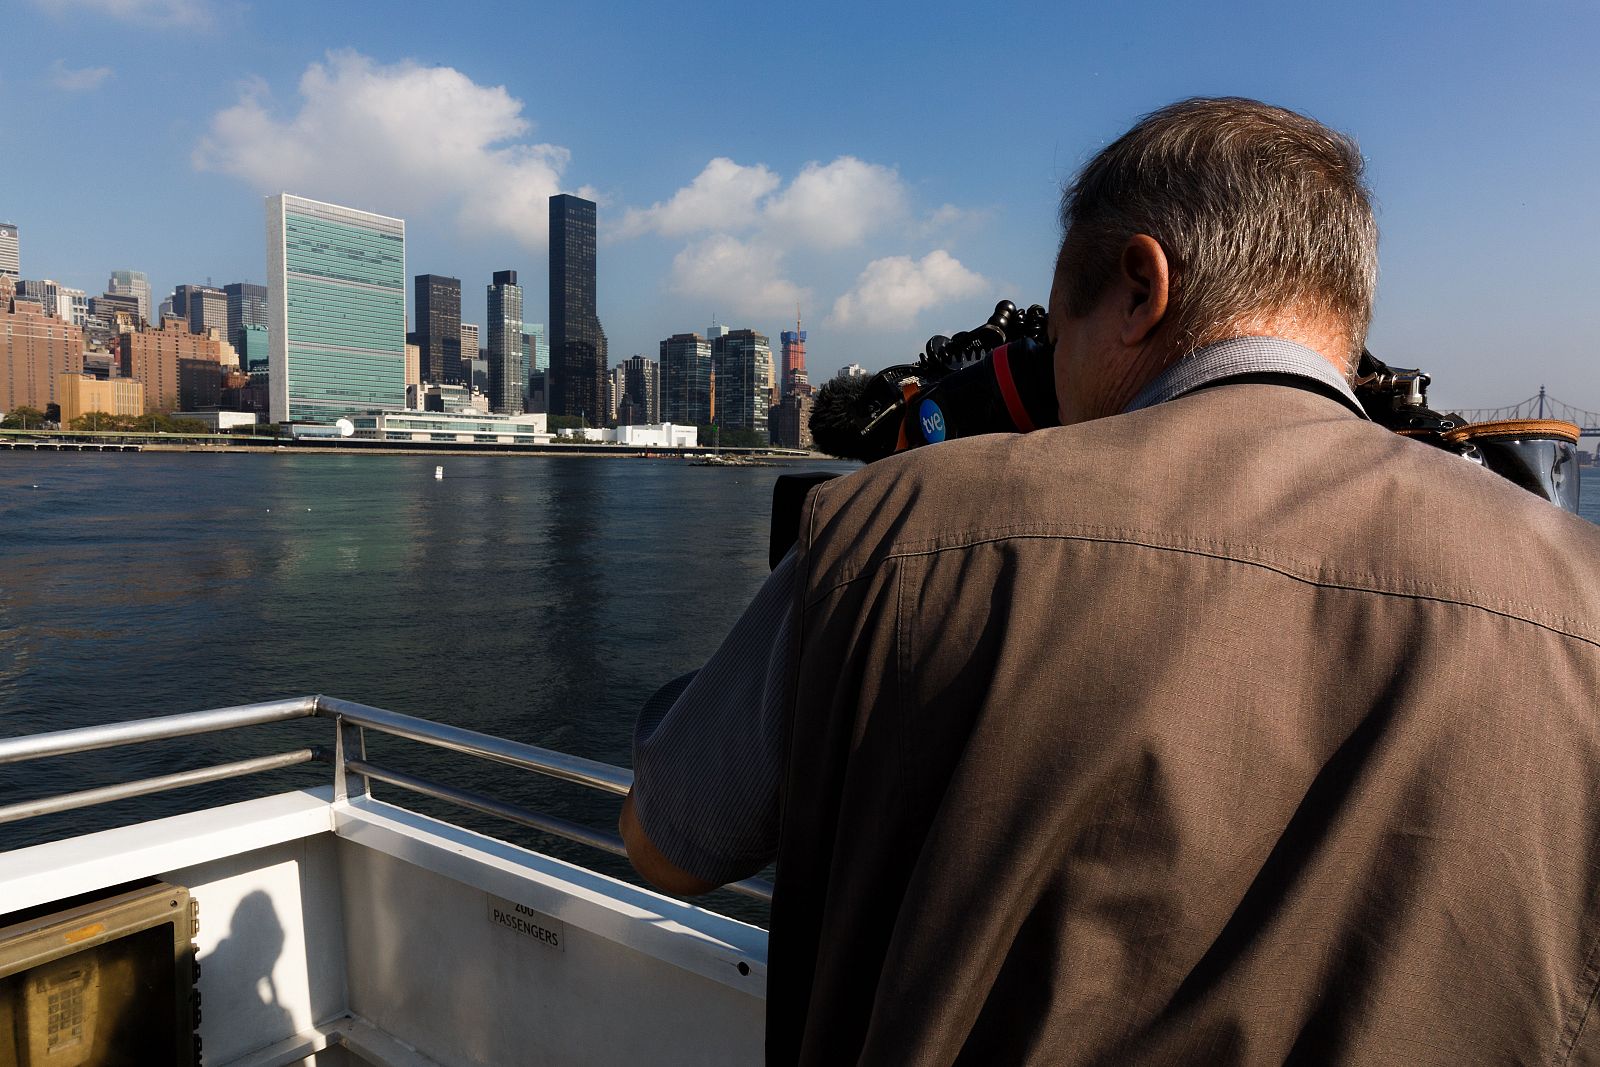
[0,406,48,430]
[65,413,214,434]
[697,425,767,449]
[1,408,235,434]
[547,415,586,432]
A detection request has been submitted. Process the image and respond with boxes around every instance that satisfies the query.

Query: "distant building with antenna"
[780,309,810,399]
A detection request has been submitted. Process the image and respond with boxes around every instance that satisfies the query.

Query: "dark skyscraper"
[224,282,268,352]
[548,194,606,425]
[487,270,525,415]
[414,274,463,385]
[712,328,772,437]
[660,332,711,425]
[618,354,659,425]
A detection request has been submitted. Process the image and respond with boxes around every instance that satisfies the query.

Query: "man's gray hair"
[1058,97,1378,365]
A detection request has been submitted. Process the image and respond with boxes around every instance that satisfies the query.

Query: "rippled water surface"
[0,452,858,918]
[0,452,1595,919]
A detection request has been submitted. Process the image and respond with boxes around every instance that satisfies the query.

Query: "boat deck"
[0,699,768,1065]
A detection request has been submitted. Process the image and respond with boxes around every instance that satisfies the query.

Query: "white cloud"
[617,154,920,321]
[829,251,988,331]
[193,50,570,249]
[763,157,907,249]
[49,59,113,91]
[614,154,906,250]
[669,235,810,320]
[919,202,998,236]
[615,158,779,239]
[32,0,210,26]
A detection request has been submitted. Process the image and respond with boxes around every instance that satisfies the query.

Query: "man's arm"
[619,792,718,896]
[620,548,801,894]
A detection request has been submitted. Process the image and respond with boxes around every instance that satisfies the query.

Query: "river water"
[1,453,1596,919]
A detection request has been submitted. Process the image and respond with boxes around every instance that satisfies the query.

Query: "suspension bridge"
[1448,387,1600,438]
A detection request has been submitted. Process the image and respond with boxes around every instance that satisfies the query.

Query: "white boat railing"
[0,695,774,903]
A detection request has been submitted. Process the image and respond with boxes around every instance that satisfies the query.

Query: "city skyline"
[5,1,1599,409]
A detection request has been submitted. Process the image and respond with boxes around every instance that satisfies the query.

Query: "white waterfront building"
[349,410,552,445]
[565,422,698,448]
[174,411,259,432]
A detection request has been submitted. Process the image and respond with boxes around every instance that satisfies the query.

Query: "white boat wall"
[0,696,769,1066]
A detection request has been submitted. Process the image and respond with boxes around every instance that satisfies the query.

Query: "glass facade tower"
[711,329,772,436]
[266,193,406,424]
[660,332,711,425]
[224,282,268,352]
[487,270,525,415]
[549,194,607,425]
[522,323,548,372]
[414,274,463,385]
[619,354,660,425]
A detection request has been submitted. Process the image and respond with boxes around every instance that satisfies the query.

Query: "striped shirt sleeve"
[629,547,799,886]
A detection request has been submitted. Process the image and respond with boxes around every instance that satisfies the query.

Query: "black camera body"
[808,301,1057,464]
[783,301,1581,567]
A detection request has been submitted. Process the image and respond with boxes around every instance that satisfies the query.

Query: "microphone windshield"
[810,376,891,461]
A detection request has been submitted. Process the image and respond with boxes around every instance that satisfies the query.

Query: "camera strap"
[990,343,1039,433]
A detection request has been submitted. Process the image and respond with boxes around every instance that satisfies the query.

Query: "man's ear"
[1118,234,1170,346]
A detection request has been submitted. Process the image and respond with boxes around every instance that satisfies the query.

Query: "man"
[624,98,1600,1064]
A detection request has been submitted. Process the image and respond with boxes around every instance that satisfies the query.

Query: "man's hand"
[619,790,720,897]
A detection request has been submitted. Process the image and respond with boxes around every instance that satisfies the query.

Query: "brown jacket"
[771,383,1600,1065]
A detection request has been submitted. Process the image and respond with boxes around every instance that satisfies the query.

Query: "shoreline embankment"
[1,437,827,461]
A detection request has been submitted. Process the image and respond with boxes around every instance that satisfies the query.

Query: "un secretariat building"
[267,193,407,426]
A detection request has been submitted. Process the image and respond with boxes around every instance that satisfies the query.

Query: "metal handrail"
[344,758,772,904]
[0,696,774,904]
[0,696,319,765]
[0,749,322,826]
[316,696,632,795]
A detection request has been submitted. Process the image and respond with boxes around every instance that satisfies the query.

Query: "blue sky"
[4,0,1598,410]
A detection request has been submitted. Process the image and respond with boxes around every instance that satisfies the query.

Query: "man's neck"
[1193,313,1353,379]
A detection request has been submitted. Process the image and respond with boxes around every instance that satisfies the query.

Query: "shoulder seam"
[802,530,1600,650]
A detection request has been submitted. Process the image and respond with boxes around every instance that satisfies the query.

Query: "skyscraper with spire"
[780,310,809,398]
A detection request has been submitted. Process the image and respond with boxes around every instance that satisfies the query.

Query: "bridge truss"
[1448,387,1600,438]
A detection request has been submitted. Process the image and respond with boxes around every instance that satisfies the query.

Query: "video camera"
[809,301,1058,464]
[771,300,1581,567]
